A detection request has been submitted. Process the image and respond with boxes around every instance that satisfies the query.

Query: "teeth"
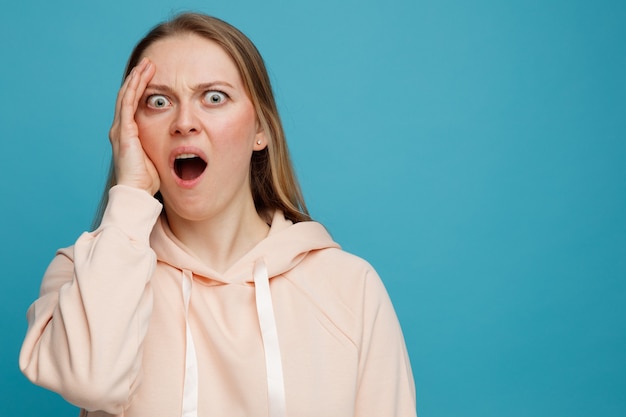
[176,153,199,160]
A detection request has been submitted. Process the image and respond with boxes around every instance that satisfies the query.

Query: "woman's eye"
[147,95,171,109]
[204,91,226,105]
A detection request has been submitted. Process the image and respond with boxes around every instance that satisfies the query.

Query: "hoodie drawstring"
[179,262,287,417]
[181,269,199,417]
[254,259,287,417]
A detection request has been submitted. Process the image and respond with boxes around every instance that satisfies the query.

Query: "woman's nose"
[170,103,201,136]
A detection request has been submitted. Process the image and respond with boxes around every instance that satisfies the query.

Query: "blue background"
[1,0,624,415]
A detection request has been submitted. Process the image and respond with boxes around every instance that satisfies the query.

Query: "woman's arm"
[19,185,162,413]
[20,57,161,413]
[355,269,417,417]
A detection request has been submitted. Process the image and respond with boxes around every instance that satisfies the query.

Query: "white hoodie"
[20,185,416,416]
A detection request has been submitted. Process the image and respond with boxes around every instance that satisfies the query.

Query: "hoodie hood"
[149,210,340,283]
[148,210,340,417]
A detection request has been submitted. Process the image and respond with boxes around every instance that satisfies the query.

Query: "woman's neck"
[164,198,270,274]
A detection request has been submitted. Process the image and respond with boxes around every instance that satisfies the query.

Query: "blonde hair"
[93,13,310,227]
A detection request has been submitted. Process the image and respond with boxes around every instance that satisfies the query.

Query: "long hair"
[93,13,310,228]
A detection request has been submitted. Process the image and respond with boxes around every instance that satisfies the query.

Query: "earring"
[256,140,262,145]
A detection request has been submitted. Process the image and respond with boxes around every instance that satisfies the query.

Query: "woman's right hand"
[109,58,160,196]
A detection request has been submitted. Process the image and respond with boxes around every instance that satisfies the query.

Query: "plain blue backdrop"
[1,0,624,415]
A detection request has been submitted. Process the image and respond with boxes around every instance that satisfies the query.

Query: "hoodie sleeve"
[19,185,162,414]
[355,268,417,417]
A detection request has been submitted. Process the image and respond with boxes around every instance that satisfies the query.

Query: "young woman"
[20,13,416,417]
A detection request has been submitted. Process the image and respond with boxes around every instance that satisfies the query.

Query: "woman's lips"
[174,154,207,180]
[169,148,208,187]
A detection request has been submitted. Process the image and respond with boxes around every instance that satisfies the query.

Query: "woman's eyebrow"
[194,82,235,91]
[145,81,235,93]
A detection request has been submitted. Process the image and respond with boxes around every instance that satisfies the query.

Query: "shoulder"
[313,244,381,276]
[286,246,387,305]
[305,246,378,279]
[279,246,397,348]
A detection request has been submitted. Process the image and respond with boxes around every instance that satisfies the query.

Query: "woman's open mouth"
[174,153,208,181]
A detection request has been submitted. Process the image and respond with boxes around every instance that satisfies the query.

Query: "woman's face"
[135,34,266,222]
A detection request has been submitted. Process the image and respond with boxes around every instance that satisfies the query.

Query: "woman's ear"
[253,121,267,151]
[253,131,268,151]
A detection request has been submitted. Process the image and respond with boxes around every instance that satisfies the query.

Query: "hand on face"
[109,58,160,196]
